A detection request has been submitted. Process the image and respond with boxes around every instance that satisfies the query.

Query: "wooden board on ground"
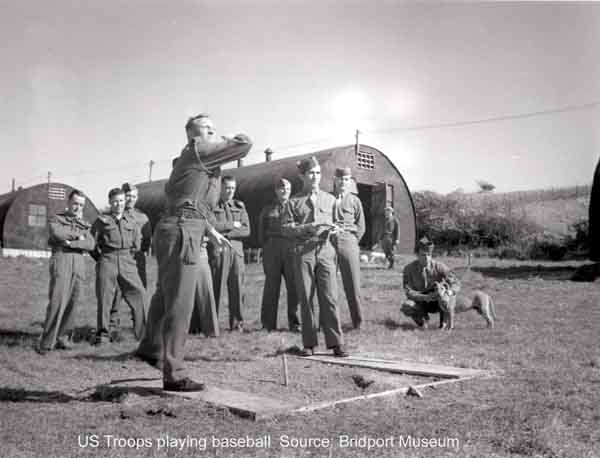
[302,354,484,378]
[109,377,301,420]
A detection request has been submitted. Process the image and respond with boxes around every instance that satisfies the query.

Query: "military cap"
[275,177,291,189]
[121,182,137,193]
[384,206,394,213]
[334,167,352,178]
[417,236,434,253]
[297,156,320,174]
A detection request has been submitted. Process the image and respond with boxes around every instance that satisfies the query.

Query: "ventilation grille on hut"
[48,185,66,200]
[356,151,375,170]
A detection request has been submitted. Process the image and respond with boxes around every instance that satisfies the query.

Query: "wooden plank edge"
[302,355,483,379]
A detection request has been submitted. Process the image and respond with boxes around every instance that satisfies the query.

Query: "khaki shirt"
[403,259,461,302]
[91,213,140,259]
[165,135,251,219]
[126,208,152,253]
[333,192,365,240]
[285,190,336,243]
[210,198,250,257]
[257,199,295,246]
[48,212,95,252]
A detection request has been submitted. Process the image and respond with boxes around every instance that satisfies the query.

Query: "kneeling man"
[401,237,460,329]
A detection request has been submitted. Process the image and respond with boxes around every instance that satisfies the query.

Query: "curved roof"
[136,144,417,253]
[0,183,99,250]
[590,159,600,261]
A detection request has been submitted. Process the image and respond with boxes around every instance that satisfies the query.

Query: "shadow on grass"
[472,265,580,281]
[375,318,421,331]
[69,351,134,362]
[0,383,164,404]
[0,329,40,347]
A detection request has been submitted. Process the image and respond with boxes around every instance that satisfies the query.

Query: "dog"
[433,280,496,330]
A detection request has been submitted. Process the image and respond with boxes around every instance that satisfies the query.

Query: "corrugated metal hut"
[590,158,600,261]
[136,144,417,254]
[0,183,99,257]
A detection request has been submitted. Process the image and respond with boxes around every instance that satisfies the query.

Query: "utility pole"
[148,160,155,182]
[11,178,15,192]
[354,129,361,156]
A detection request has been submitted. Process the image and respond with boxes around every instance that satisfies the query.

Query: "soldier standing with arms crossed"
[91,188,146,345]
[258,178,300,332]
[136,113,251,391]
[285,156,348,357]
[208,176,250,331]
[332,167,365,330]
[38,190,95,354]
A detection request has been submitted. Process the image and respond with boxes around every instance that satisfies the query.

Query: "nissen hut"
[0,183,99,257]
[590,158,600,262]
[136,144,417,254]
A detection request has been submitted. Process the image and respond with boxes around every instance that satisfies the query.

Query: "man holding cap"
[258,177,300,332]
[381,206,400,269]
[332,167,365,330]
[284,156,348,357]
[400,236,461,329]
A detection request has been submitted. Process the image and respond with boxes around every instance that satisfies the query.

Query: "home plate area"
[109,354,487,420]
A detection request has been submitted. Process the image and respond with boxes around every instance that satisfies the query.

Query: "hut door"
[371,182,393,249]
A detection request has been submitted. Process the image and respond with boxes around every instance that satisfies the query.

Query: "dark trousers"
[260,237,299,330]
[210,244,244,329]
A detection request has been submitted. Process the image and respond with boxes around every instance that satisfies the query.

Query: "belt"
[52,247,85,254]
[101,247,134,254]
[167,207,205,219]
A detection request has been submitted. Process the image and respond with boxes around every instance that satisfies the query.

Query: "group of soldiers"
[38,112,460,392]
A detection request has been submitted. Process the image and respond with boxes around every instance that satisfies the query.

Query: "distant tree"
[476,180,495,193]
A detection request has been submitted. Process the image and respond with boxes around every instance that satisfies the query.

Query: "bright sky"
[1,0,599,207]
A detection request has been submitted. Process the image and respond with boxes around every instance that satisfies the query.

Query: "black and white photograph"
[1,1,599,457]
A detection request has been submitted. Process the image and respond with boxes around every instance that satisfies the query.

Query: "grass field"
[1,254,599,458]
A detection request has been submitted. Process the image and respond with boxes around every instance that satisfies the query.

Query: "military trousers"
[210,242,244,330]
[381,235,395,266]
[149,216,209,383]
[333,232,363,329]
[294,240,343,349]
[260,237,299,331]
[109,250,147,333]
[96,251,146,339]
[189,246,219,337]
[40,251,86,350]
[400,299,442,327]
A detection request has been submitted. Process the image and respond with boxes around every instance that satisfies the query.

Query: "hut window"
[356,151,375,170]
[28,204,47,227]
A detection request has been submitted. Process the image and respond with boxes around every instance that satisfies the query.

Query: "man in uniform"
[381,206,400,269]
[332,167,365,330]
[135,113,251,391]
[258,178,300,332]
[108,182,152,340]
[208,175,250,331]
[284,156,348,357]
[38,189,95,354]
[91,187,146,344]
[401,236,461,329]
